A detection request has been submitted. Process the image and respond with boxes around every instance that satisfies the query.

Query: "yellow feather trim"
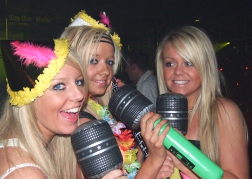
[70,11,122,50]
[7,38,69,107]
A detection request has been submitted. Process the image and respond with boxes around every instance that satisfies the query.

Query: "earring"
[105,81,113,93]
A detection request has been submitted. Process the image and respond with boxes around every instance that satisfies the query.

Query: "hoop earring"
[105,81,113,93]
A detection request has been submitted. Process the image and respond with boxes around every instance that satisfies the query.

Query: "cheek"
[86,67,94,81]
[35,95,62,117]
[108,71,113,81]
[163,68,170,80]
[190,70,201,82]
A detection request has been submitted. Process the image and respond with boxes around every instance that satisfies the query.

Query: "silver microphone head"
[108,85,155,130]
[156,93,188,135]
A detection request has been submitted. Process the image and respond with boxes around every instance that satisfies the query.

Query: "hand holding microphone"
[108,85,224,179]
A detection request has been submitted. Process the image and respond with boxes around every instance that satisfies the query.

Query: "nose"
[98,62,110,76]
[174,64,185,76]
[69,84,85,102]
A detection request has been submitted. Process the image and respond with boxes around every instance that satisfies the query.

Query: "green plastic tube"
[154,119,224,179]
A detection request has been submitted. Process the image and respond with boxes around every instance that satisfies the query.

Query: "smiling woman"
[156,26,249,179]
[60,11,178,179]
[0,39,88,179]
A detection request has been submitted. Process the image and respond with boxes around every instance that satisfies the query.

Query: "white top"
[0,138,45,179]
[136,70,159,107]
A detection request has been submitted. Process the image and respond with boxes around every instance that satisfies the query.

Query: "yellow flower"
[124,148,138,164]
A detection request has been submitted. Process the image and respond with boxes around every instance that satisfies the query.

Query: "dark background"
[0,0,252,176]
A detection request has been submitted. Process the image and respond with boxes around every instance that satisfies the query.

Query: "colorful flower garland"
[88,97,140,178]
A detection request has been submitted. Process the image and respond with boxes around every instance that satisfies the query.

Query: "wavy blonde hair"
[0,50,87,179]
[156,26,248,163]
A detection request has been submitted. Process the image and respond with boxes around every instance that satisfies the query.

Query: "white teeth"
[94,80,105,83]
[174,81,188,84]
[64,108,79,113]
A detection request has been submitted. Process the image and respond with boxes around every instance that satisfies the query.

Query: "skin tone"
[163,43,201,111]
[79,41,128,179]
[135,112,174,179]
[162,43,249,178]
[0,64,86,179]
[86,42,115,97]
[0,59,127,179]
[80,41,174,178]
[35,64,86,143]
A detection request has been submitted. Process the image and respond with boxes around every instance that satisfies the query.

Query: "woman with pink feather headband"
[60,11,177,179]
[0,39,129,179]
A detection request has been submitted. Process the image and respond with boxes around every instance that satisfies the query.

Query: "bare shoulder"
[216,97,247,139]
[0,147,46,179]
[217,98,244,123]
[217,97,239,111]
[217,99,249,178]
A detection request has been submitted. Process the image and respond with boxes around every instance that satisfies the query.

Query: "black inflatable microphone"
[108,85,154,159]
[108,85,224,179]
[156,93,188,135]
[71,120,123,179]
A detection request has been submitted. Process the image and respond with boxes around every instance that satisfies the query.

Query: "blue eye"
[185,61,194,66]
[90,59,98,64]
[107,60,115,66]
[76,79,84,86]
[165,62,174,67]
[53,83,65,90]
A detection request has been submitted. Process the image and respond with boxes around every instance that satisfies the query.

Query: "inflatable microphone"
[108,85,224,179]
[71,120,123,179]
[156,93,188,135]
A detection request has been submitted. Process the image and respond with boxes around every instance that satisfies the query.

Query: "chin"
[62,126,78,135]
[93,90,106,96]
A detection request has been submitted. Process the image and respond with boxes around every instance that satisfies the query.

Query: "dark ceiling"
[2,0,252,42]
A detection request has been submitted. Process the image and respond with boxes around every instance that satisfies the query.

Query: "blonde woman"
[60,11,174,179]
[156,26,249,178]
[0,39,127,179]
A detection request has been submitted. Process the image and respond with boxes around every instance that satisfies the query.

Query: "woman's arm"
[134,112,174,179]
[218,98,249,179]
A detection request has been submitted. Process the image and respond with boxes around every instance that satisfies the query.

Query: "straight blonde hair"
[156,26,247,163]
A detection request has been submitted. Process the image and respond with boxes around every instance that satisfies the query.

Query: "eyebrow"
[163,56,174,60]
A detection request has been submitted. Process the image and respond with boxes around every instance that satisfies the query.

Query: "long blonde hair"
[0,50,87,179]
[60,26,122,107]
[156,26,233,163]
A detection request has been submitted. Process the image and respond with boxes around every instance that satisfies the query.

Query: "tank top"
[0,138,45,179]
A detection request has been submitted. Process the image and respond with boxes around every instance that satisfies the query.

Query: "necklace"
[88,97,140,178]
[188,109,193,114]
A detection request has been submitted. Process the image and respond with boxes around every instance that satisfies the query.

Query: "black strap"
[79,111,97,121]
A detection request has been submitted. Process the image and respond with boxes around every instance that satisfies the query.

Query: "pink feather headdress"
[11,41,56,68]
[99,12,111,28]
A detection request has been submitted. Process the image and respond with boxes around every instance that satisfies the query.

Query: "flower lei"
[88,97,140,178]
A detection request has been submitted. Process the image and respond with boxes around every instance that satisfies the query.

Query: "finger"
[156,165,174,179]
[146,113,161,133]
[150,119,169,146]
[162,158,174,166]
[102,169,124,179]
[140,112,155,136]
